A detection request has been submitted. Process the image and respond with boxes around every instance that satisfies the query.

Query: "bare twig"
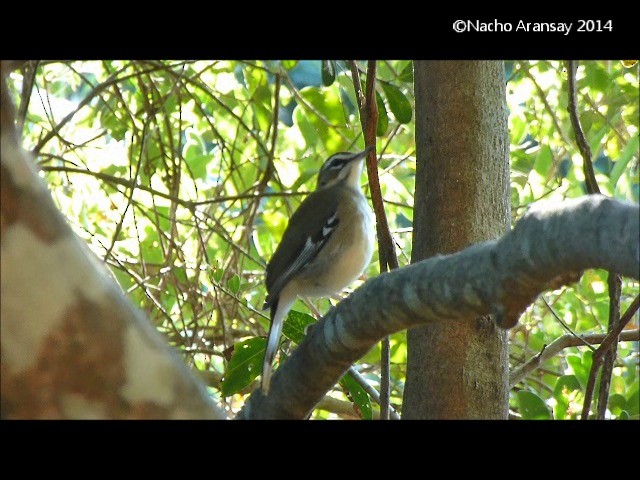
[567,60,600,196]
[39,165,307,207]
[596,273,622,419]
[349,60,401,420]
[16,61,39,138]
[510,328,639,388]
[567,60,625,420]
[581,293,639,419]
[347,367,401,420]
[542,296,595,351]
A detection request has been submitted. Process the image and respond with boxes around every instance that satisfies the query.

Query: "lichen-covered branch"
[1,69,225,419]
[237,195,639,419]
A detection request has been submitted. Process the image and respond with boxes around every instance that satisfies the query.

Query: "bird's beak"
[350,145,375,162]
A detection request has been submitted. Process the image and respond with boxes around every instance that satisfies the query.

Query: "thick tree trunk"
[403,61,510,419]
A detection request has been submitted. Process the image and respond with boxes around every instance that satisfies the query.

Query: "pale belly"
[297,198,374,298]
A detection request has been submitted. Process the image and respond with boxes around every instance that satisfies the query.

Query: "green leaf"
[398,62,414,83]
[321,60,336,86]
[281,60,298,70]
[517,390,552,419]
[553,374,581,419]
[228,274,240,294]
[626,385,639,415]
[187,154,210,180]
[609,135,639,188]
[510,113,528,145]
[608,393,627,416]
[221,337,265,396]
[340,374,373,420]
[212,267,224,283]
[282,310,315,344]
[376,90,389,136]
[534,144,553,176]
[566,354,589,388]
[381,83,412,124]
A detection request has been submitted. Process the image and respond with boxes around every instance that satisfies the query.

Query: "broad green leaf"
[398,62,413,83]
[321,61,336,86]
[381,83,412,124]
[510,113,528,145]
[608,393,627,416]
[534,144,552,176]
[282,310,315,344]
[553,374,581,419]
[566,354,589,388]
[187,154,210,180]
[228,274,240,294]
[340,373,373,420]
[517,390,552,419]
[376,90,389,136]
[609,135,639,188]
[626,385,639,415]
[281,60,298,70]
[221,337,266,396]
[212,267,224,283]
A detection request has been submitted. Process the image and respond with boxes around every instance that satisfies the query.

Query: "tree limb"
[1,73,225,419]
[581,293,640,419]
[510,328,639,388]
[237,195,639,418]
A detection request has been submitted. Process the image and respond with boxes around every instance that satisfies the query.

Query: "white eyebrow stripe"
[320,152,356,172]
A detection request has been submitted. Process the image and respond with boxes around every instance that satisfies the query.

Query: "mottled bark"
[1,66,225,419]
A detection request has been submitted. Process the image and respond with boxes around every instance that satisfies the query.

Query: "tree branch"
[510,328,639,388]
[581,293,640,419]
[349,60,400,420]
[1,75,225,419]
[596,273,622,419]
[567,60,600,196]
[567,60,624,420]
[237,195,639,418]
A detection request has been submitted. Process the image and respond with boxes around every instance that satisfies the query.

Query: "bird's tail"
[261,292,295,395]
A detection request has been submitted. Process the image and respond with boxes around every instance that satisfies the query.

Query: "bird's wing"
[264,187,340,309]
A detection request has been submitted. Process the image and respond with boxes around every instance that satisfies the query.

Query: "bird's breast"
[297,192,374,298]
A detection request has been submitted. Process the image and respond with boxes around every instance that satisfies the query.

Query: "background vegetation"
[7,60,638,419]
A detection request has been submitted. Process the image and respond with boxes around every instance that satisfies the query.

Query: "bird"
[261,146,376,394]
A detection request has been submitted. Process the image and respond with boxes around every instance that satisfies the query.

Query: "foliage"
[7,60,638,419]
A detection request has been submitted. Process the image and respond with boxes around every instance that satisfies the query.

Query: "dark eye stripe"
[320,152,354,173]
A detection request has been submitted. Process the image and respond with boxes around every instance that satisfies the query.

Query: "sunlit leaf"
[221,337,266,396]
[282,310,315,344]
[609,135,639,188]
[228,274,240,294]
[340,373,373,420]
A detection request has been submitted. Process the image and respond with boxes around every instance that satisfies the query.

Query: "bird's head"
[315,146,374,190]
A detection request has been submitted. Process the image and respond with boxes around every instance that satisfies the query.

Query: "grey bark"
[403,61,511,419]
